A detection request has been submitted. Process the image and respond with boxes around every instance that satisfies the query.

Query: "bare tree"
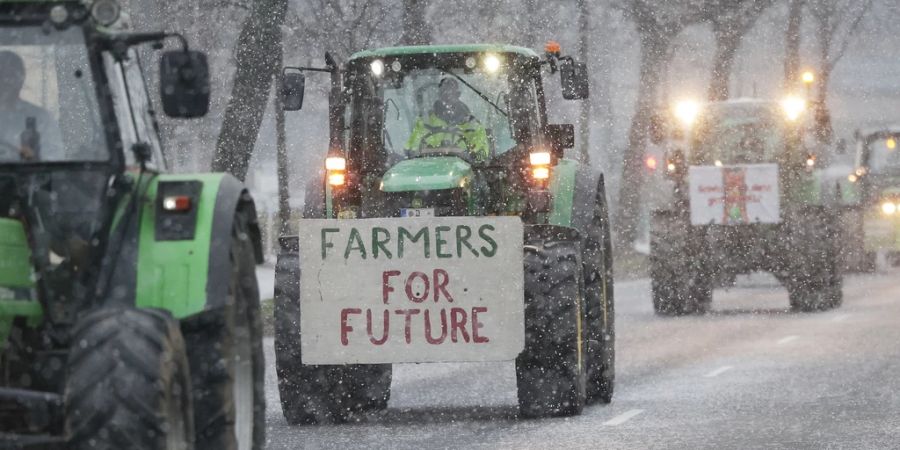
[614,0,707,244]
[784,0,804,88]
[211,0,288,180]
[400,0,431,45]
[705,0,775,101]
[808,0,873,105]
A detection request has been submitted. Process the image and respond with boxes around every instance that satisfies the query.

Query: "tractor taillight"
[326,156,346,187]
[162,195,192,212]
[530,151,552,181]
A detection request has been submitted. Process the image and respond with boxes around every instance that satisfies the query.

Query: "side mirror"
[282,72,306,111]
[160,50,210,118]
[560,60,589,100]
[547,124,575,152]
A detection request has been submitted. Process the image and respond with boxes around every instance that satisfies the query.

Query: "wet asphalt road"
[260,270,900,449]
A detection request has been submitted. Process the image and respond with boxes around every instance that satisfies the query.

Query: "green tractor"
[0,1,265,448]
[843,127,900,269]
[650,98,843,314]
[274,43,615,422]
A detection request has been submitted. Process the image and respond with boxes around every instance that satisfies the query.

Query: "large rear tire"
[787,208,843,312]
[65,307,193,450]
[274,237,392,425]
[650,211,712,316]
[183,208,266,449]
[577,176,615,404]
[516,230,586,418]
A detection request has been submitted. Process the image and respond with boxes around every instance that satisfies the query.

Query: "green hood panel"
[381,157,472,192]
[0,218,33,290]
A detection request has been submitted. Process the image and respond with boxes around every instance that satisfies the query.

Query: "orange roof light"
[545,41,561,55]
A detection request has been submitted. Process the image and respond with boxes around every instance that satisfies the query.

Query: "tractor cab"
[283,44,588,220]
[0,3,268,448]
[852,127,900,202]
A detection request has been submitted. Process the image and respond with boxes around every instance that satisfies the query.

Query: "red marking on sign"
[450,307,470,343]
[395,309,421,344]
[405,272,430,303]
[340,308,362,346]
[433,269,454,302]
[367,309,389,345]
[424,309,448,344]
[472,307,489,343]
[382,270,401,304]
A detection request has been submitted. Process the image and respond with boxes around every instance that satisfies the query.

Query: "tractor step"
[0,387,63,438]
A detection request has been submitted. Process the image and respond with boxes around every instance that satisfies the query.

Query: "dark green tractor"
[843,127,900,269]
[650,98,843,314]
[0,1,265,448]
[274,44,615,422]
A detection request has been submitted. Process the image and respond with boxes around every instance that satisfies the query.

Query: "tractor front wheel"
[64,307,193,450]
[183,209,266,449]
[516,232,586,418]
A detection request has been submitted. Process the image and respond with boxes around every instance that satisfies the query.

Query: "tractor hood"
[380,157,472,192]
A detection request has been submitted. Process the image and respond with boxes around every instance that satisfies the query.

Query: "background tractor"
[842,127,900,270]
[0,1,265,448]
[274,43,615,422]
[649,98,843,314]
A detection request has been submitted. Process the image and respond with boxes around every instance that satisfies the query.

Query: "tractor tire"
[516,232,586,418]
[650,212,712,316]
[786,208,843,312]
[64,307,193,450]
[573,174,615,404]
[274,237,391,425]
[183,208,265,449]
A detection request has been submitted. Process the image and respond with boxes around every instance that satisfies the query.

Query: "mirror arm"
[103,31,190,60]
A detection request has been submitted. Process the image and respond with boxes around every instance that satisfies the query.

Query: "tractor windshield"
[0,25,106,164]
[867,138,900,174]
[691,104,786,165]
[356,52,541,165]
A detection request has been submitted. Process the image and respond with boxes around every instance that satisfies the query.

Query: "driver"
[405,77,489,161]
[0,50,63,162]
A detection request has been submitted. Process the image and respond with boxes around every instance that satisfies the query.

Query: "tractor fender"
[135,173,263,318]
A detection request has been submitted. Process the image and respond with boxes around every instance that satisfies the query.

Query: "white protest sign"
[296,217,525,365]
[689,163,781,225]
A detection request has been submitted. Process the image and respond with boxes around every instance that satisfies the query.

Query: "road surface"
[260,271,900,449]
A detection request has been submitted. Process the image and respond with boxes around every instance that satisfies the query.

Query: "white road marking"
[704,365,734,378]
[777,335,799,345]
[831,314,850,323]
[603,409,644,426]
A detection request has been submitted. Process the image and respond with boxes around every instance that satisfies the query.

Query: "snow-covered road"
[257,270,900,449]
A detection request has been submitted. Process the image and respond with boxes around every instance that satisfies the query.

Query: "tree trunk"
[616,28,671,244]
[577,0,591,164]
[707,24,743,101]
[783,0,804,89]
[400,0,431,45]
[211,0,287,180]
[275,43,291,236]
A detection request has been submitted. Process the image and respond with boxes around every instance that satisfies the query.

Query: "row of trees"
[134,0,881,247]
[614,0,876,244]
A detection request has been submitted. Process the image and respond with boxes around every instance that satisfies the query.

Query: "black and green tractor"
[274,43,615,422]
[0,1,265,448]
[650,98,843,315]
[842,127,900,270]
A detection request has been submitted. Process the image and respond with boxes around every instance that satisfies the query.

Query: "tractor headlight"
[781,95,806,122]
[326,156,347,187]
[91,0,121,26]
[674,99,700,128]
[882,201,897,215]
[529,151,552,181]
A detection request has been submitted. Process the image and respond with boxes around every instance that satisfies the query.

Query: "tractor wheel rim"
[234,317,254,450]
